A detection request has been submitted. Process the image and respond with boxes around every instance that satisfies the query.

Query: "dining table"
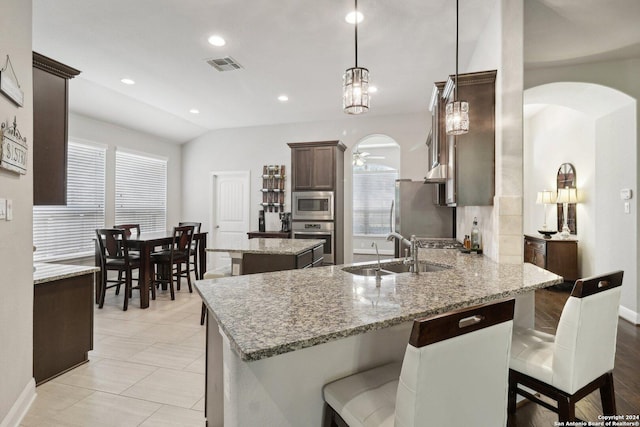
[96,230,208,309]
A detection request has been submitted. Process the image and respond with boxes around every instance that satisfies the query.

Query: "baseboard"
[619,305,639,325]
[0,378,36,427]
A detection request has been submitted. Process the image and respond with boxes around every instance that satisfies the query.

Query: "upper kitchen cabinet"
[441,70,496,207]
[288,140,346,191]
[32,52,81,205]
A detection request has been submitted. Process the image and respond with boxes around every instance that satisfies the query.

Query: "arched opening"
[523,82,636,307]
[351,134,401,262]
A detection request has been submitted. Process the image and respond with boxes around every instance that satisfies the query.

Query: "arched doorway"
[351,134,400,262]
[523,82,636,314]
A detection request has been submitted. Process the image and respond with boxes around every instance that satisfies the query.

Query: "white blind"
[353,166,397,235]
[33,142,106,261]
[115,150,167,232]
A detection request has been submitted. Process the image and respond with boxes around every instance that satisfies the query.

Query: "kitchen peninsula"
[207,237,324,275]
[196,249,563,426]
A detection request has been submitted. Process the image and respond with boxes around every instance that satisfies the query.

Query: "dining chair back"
[151,225,195,300]
[95,228,141,311]
[509,270,624,422]
[323,299,515,427]
[113,224,140,238]
[178,221,202,281]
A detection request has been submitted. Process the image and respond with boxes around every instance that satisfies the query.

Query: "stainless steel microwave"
[291,191,334,221]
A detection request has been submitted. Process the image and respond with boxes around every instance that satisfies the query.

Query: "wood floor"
[511,286,640,426]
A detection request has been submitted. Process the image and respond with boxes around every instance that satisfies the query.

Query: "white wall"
[0,0,36,425]
[181,112,429,265]
[524,106,596,276]
[526,59,640,323]
[69,113,183,229]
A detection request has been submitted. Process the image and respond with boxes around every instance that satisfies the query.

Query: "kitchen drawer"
[296,249,313,269]
[312,245,324,263]
[524,239,546,255]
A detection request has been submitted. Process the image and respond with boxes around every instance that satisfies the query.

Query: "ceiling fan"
[352,149,384,166]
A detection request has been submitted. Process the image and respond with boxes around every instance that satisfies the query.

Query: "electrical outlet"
[6,199,13,221]
[0,198,6,220]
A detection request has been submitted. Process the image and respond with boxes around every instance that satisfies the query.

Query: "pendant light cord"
[454,0,459,101]
[354,0,359,68]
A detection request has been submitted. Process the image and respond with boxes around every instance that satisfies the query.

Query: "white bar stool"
[322,299,515,427]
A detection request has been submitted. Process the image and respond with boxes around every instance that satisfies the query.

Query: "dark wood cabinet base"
[34,273,94,385]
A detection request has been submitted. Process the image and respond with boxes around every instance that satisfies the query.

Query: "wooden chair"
[322,299,515,427]
[508,271,624,423]
[113,224,140,238]
[95,228,141,311]
[176,221,202,287]
[151,225,195,300]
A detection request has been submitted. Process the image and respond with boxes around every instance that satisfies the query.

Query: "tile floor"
[22,282,206,427]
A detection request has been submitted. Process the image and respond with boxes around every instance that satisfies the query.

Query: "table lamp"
[536,190,556,238]
[556,187,578,239]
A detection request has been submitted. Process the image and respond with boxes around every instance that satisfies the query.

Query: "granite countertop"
[34,262,99,285]
[195,249,563,362]
[206,238,325,255]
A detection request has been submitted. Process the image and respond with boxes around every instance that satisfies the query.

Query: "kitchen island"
[207,237,325,275]
[195,249,562,426]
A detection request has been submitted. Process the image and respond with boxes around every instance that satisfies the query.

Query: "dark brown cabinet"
[34,272,94,385]
[288,141,345,191]
[524,235,579,283]
[441,70,496,207]
[247,231,291,239]
[32,52,80,205]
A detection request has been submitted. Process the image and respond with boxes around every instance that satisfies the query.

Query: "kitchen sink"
[342,261,449,276]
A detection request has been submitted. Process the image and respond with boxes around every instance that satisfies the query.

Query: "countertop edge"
[34,263,99,285]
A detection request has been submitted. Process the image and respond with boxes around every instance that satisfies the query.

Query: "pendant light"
[343,0,369,114]
[445,0,469,135]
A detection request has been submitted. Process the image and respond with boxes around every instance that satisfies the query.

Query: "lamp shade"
[343,67,369,114]
[556,187,578,204]
[536,190,555,205]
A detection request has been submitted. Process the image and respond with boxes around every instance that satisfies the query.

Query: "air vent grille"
[205,56,243,72]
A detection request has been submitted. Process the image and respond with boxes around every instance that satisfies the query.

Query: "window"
[352,164,398,235]
[33,142,106,261]
[115,150,167,232]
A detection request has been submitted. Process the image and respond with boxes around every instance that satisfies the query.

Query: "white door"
[210,171,251,272]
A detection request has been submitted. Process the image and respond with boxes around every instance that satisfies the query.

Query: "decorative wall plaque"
[1,117,28,174]
[0,55,24,107]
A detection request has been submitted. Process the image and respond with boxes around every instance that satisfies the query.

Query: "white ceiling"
[32,0,640,144]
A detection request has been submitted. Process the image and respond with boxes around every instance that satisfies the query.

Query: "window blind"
[115,150,167,232]
[33,142,106,261]
[353,166,397,235]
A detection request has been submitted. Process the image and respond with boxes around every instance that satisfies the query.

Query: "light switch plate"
[0,198,6,220]
[620,188,632,200]
[6,199,13,221]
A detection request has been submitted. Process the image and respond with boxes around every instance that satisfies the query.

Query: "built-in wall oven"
[292,191,334,221]
[292,221,334,264]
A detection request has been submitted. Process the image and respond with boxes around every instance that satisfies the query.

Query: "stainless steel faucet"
[371,242,383,283]
[386,232,412,249]
[400,235,419,273]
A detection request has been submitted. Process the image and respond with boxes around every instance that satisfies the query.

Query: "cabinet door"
[524,238,546,268]
[445,135,456,205]
[311,146,335,190]
[33,67,68,205]
[292,148,313,190]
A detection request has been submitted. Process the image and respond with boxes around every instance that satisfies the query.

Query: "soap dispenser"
[470,217,482,251]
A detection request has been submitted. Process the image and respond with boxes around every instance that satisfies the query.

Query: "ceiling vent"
[206,56,243,72]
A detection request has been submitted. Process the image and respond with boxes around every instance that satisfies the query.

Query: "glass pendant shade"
[343,67,369,114]
[445,100,469,135]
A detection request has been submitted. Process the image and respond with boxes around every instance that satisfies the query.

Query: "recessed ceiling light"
[278,95,289,102]
[369,86,378,93]
[208,35,226,47]
[345,11,364,24]
[189,108,200,114]
[120,78,135,85]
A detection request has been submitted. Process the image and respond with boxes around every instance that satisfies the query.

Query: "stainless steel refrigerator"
[393,179,455,256]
